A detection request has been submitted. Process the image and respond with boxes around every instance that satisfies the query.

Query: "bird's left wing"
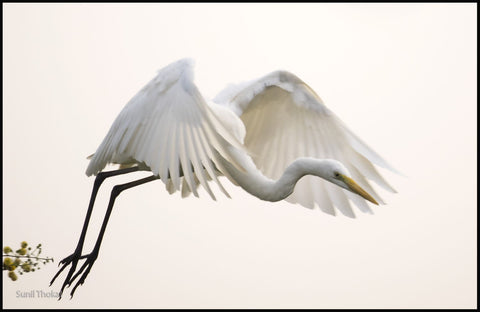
[86,59,245,199]
[215,71,397,217]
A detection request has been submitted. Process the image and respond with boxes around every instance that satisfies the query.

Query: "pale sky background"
[2,3,476,309]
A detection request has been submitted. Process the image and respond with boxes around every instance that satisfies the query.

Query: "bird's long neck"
[218,152,327,202]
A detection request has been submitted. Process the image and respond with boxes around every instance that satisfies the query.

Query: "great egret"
[51,58,397,299]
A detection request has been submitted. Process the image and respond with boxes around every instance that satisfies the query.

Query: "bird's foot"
[50,250,98,299]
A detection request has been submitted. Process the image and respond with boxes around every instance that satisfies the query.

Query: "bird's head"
[321,159,378,205]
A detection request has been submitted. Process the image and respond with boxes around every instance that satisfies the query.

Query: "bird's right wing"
[86,59,245,199]
[215,70,397,217]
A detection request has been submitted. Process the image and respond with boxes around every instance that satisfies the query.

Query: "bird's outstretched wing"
[214,71,397,217]
[86,59,245,199]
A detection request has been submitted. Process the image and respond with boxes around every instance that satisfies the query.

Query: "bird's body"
[87,58,395,216]
[52,58,397,299]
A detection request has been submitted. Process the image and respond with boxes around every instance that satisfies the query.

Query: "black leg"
[50,166,140,298]
[63,174,159,299]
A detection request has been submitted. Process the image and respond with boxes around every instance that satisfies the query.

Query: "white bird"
[51,58,397,299]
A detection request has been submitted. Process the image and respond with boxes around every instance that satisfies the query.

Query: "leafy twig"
[3,241,54,281]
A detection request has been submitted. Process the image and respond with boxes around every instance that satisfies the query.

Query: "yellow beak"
[340,175,379,205]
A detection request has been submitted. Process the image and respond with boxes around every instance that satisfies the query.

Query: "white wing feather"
[214,70,397,217]
[86,58,245,199]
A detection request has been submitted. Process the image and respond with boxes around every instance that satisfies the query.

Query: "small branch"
[3,254,53,262]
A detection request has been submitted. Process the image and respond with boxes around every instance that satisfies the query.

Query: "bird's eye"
[334,172,340,178]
